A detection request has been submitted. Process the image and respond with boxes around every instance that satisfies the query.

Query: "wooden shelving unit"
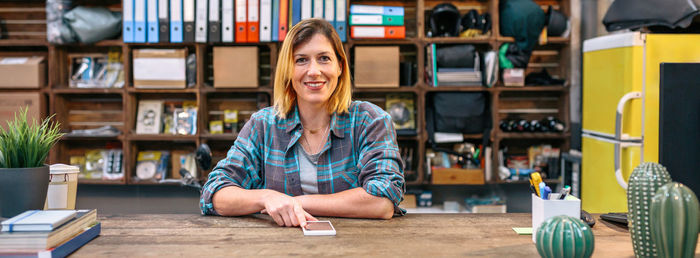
[0,0,572,187]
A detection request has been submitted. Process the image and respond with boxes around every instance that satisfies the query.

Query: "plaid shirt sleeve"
[356,104,406,216]
[199,113,265,215]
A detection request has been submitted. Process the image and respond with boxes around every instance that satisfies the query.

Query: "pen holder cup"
[531,193,580,243]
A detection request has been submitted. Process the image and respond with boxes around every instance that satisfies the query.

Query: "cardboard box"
[0,93,43,131]
[354,46,399,88]
[531,193,580,242]
[431,168,485,185]
[213,47,259,88]
[133,49,187,88]
[0,56,46,88]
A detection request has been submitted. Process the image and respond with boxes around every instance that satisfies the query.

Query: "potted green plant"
[0,108,64,218]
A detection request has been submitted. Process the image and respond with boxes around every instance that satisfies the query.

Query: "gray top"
[297,143,320,195]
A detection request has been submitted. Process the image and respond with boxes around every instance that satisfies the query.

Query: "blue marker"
[539,182,546,199]
[543,186,552,200]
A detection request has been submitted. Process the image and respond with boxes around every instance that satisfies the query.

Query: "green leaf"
[0,107,64,168]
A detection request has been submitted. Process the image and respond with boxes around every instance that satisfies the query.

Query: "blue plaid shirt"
[200,101,406,216]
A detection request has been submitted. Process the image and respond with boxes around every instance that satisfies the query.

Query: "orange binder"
[235,0,247,42]
[350,26,405,39]
[279,0,288,41]
[247,0,260,42]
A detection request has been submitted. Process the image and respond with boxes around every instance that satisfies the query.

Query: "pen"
[530,172,543,197]
[539,182,546,199]
[558,185,571,200]
[543,186,552,200]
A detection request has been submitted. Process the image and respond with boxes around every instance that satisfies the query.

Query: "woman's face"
[292,33,341,108]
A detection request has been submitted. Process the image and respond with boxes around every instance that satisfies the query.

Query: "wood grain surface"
[69,213,700,257]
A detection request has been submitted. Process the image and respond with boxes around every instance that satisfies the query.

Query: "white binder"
[301,0,312,20]
[312,0,323,18]
[195,0,208,42]
[259,0,272,42]
[222,0,235,42]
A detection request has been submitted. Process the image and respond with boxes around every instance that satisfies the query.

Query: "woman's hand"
[261,190,317,227]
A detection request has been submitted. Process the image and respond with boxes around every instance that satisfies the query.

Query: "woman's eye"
[295,58,307,64]
[319,56,331,62]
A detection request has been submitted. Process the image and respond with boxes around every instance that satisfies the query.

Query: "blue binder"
[271,0,279,41]
[291,0,301,26]
[334,0,345,41]
[147,0,159,42]
[134,0,147,42]
[123,0,135,42]
[170,0,184,42]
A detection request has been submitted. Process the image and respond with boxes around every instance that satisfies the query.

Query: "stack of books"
[349,4,405,39]
[426,44,482,86]
[0,209,100,257]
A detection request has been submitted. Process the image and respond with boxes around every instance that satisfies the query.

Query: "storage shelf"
[495,85,568,92]
[78,179,126,185]
[0,39,48,46]
[498,132,570,139]
[52,88,125,94]
[201,86,272,93]
[349,38,418,45]
[61,134,124,141]
[127,88,199,93]
[18,0,573,189]
[497,36,570,44]
[424,37,492,44]
[128,134,198,141]
[424,86,490,92]
[353,86,418,93]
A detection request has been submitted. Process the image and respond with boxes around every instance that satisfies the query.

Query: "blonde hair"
[273,18,352,119]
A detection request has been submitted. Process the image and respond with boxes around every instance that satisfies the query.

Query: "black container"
[0,166,50,218]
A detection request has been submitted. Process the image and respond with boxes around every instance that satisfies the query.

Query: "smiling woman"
[199,18,405,228]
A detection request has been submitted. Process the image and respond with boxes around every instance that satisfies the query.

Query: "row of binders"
[123,0,353,43]
[349,4,405,39]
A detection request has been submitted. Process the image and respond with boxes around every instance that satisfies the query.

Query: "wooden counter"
[72,213,700,257]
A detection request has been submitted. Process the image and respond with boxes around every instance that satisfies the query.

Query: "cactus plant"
[650,182,699,258]
[535,215,595,258]
[627,162,672,258]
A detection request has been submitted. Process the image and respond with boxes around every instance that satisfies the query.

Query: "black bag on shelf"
[436,44,476,68]
[427,92,489,134]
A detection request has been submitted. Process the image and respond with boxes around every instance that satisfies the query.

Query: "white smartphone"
[302,221,336,236]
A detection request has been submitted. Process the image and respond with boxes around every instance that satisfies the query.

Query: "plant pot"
[0,166,50,218]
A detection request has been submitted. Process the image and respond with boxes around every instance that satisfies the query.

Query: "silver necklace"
[303,123,329,155]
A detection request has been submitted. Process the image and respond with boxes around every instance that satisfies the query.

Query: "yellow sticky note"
[512,227,533,235]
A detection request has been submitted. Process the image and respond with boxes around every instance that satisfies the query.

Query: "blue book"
[271,0,279,41]
[0,223,101,258]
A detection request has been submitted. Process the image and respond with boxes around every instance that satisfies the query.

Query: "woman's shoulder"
[348,100,391,120]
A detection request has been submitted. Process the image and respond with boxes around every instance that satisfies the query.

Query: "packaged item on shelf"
[133,48,187,89]
[385,93,415,132]
[135,100,164,134]
[0,56,46,88]
[223,109,239,134]
[213,47,259,87]
[135,151,170,182]
[354,46,399,87]
[209,120,224,134]
[83,150,105,179]
[102,149,123,180]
